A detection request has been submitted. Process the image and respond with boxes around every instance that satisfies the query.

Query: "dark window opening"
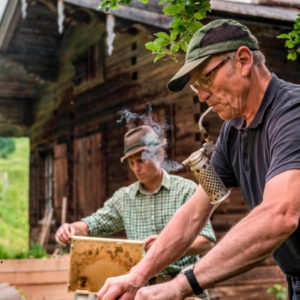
[132,72,138,80]
[131,56,137,65]
[132,42,137,50]
[73,45,97,86]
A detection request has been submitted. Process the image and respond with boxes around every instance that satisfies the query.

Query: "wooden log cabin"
[0,0,300,298]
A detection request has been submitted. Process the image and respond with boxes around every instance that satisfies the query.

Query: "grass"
[0,137,30,257]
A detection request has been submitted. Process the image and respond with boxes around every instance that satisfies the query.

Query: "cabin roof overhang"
[64,0,300,30]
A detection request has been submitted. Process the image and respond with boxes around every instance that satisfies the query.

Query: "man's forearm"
[188,170,300,290]
[185,206,295,291]
[131,187,213,282]
[185,235,214,256]
[71,221,90,236]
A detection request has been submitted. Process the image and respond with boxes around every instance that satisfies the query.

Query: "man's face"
[127,152,161,184]
[189,53,249,120]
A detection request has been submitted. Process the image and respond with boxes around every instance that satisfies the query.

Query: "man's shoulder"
[168,173,197,188]
[114,181,139,196]
[271,76,300,106]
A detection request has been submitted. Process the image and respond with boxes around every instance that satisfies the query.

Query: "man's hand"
[143,235,158,252]
[135,280,183,300]
[55,223,76,247]
[97,272,146,300]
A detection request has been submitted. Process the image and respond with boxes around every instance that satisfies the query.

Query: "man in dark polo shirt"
[97,19,300,300]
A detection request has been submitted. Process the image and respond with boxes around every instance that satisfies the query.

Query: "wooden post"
[39,207,53,248]
[61,196,67,225]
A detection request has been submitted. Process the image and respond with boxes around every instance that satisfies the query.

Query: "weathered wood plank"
[73,133,106,219]
[53,144,69,224]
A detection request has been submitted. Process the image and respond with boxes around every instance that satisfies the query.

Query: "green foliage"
[0,243,48,259]
[266,284,287,299]
[99,0,211,62]
[0,138,29,255]
[26,242,48,258]
[277,14,300,61]
[0,137,15,159]
[99,1,300,64]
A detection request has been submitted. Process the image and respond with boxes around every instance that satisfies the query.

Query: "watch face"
[183,265,194,273]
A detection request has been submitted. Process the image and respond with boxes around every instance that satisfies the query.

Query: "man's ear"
[235,46,253,76]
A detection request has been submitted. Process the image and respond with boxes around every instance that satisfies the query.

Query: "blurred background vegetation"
[0,137,31,258]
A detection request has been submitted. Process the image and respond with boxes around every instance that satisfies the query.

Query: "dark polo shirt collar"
[231,73,279,130]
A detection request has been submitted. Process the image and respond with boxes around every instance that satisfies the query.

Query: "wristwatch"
[180,265,203,295]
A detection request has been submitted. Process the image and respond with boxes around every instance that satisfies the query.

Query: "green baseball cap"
[168,19,259,92]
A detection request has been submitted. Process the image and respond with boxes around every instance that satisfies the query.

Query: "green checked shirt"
[82,170,216,275]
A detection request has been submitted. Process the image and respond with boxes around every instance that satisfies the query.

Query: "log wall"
[3,1,299,298]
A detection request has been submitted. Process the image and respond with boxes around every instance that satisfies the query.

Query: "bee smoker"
[182,107,230,205]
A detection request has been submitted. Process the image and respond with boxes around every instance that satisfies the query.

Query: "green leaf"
[101,0,110,8]
[155,32,170,40]
[111,0,119,10]
[139,0,148,3]
[170,30,179,41]
[188,21,202,35]
[194,12,205,20]
[154,54,165,63]
[171,19,186,33]
[145,42,158,51]
[277,33,289,39]
[170,42,180,53]
[154,37,169,47]
[288,51,297,61]
[288,30,298,37]
[286,39,296,49]
[274,284,282,290]
[163,5,184,16]
[297,47,300,54]
[180,40,188,52]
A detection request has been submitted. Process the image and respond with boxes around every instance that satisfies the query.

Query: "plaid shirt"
[83,170,216,275]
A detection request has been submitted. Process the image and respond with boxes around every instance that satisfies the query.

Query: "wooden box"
[68,236,144,294]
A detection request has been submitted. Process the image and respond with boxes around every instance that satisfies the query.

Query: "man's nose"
[197,89,211,103]
[133,162,141,172]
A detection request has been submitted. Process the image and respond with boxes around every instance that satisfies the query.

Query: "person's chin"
[216,110,233,121]
[137,174,145,180]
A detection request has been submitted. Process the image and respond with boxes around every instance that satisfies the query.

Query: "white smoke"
[161,160,183,172]
[21,0,27,19]
[118,108,183,172]
[106,14,115,55]
[57,0,65,34]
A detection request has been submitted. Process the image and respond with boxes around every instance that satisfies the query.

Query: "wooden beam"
[211,0,299,22]
[63,0,172,29]
[0,0,21,51]
[64,0,298,26]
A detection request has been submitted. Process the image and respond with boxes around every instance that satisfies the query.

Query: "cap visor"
[168,56,210,92]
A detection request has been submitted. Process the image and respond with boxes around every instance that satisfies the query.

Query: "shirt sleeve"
[82,189,124,236]
[267,100,300,181]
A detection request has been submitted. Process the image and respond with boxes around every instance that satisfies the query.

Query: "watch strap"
[181,265,203,295]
